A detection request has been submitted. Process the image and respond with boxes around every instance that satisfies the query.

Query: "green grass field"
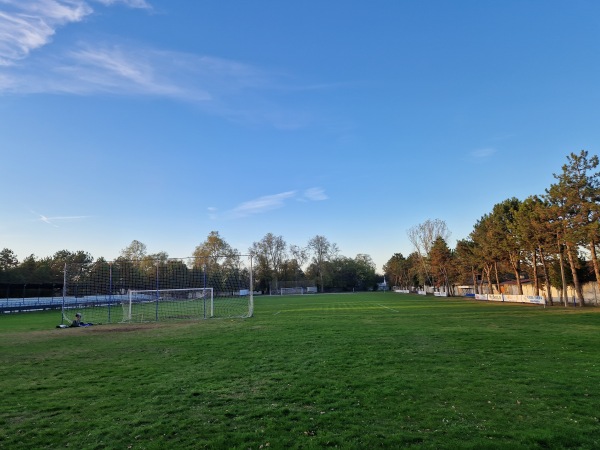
[1,293,599,449]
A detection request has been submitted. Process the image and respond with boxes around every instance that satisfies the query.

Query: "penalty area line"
[378,304,400,313]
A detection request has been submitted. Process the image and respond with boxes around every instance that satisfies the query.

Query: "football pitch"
[1,293,599,449]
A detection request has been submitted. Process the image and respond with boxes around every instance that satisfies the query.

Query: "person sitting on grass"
[70,313,92,327]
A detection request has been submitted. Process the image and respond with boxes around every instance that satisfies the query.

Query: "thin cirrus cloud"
[0,1,313,128]
[302,187,328,201]
[31,211,90,227]
[0,1,150,67]
[94,0,151,8]
[470,148,497,159]
[0,0,175,94]
[50,45,270,102]
[6,44,306,128]
[229,191,298,219]
[210,188,328,220]
[0,1,91,66]
[2,43,262,103]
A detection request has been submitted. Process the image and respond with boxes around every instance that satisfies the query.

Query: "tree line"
[0,232,380,297]
[2,151,598,302]
[384,151,600,306]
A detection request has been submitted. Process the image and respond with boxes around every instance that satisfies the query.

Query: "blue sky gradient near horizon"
[1,0,598,271]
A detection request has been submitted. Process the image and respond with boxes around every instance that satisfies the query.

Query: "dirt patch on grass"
[87,323,165,333]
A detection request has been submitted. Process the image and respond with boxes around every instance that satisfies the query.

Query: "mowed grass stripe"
[270,304,401,313]
[0,292,599,449]
[259,295,559,318]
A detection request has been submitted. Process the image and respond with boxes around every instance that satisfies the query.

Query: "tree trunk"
[589,240,600,299]
[531,247,539,296]
[509,255,523,295]
[538,247,553,306]
[484,264,493,294]
[494,262,501,294]
[565,242,585,306]
[558,239,567,307]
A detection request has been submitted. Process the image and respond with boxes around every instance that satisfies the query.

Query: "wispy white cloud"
[0,0,93,66]
[210,188,328,220]
[0,43,255,98]
[57,45,212,99]
[93,0,151,9]
[31,210,90,227]
[0,40,312,127]
[0,1,153,67]
[38,214,59,227]
[230,191,297,218]
[302,187,328,201]
[0,1,315,128]
[470,148,497,159]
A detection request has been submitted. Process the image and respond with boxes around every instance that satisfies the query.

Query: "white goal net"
[59,255,254,325]
[278,286,318,295]
[124,288,213,322]
[280,287,305,295]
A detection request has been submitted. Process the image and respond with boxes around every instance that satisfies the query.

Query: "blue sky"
[1,0,599,271]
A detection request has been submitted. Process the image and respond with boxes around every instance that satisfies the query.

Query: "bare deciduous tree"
[249,233,287,293]
[407,219,450,287]
[307,235,338,292]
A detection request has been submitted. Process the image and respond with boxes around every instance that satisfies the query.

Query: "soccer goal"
[280,287,304,295]
[60,255,254,325]
[124,288,213,322]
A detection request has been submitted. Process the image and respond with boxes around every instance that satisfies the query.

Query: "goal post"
[60,255,254,325]
[124,288,214,322]
[278,286,318,295]
[280,287,304,295]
